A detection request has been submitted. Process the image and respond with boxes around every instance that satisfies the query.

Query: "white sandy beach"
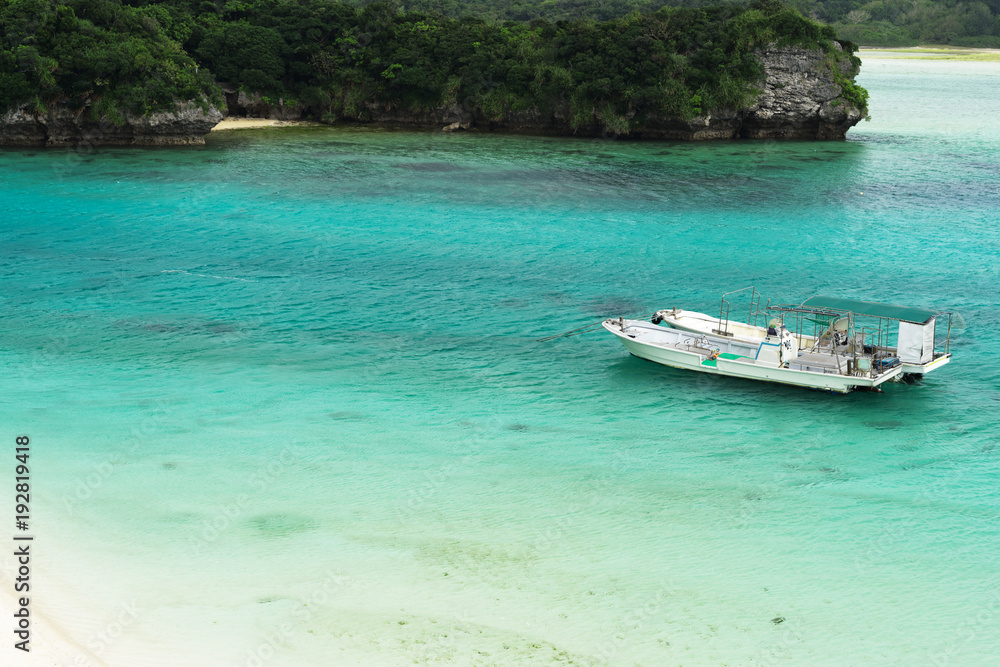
[211,119,321,131]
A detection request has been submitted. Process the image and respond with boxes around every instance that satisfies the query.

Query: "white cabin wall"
[898,319,935,363]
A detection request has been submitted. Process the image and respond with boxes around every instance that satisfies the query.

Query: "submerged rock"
[0,100,223,147]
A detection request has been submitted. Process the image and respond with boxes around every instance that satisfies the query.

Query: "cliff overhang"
[0,101,223,147]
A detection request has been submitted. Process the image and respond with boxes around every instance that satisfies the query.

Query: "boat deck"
[788,351,849,374]
[701,352,751,368]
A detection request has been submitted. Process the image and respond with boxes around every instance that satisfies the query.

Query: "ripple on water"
[2,57,1000,666]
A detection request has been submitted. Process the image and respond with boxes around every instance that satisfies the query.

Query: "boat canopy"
[801,296,939,324]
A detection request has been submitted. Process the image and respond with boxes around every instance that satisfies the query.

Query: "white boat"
[601,288,953,393]
[654,289,952,378]
[602,317,903,394]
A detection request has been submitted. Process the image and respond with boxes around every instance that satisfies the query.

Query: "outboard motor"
[651,308,676,326]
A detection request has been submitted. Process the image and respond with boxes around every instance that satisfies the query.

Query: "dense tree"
[355,0,1000,46]
[0,0,220,116]
[195,21,287,89]
[2,0,868,129]
[3,0,995,124]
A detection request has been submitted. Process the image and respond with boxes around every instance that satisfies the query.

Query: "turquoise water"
[2,56,1000,665]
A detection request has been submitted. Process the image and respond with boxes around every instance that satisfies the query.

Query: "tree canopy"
[347,0,1000,46]
[2,0,868,130]
[0,0,221,118]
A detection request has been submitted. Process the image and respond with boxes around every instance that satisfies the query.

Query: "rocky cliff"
[0,101,223,147]
[628,44,864,140]
[222,89,307,121]
[742,44,864,139]
[0,44,862,145]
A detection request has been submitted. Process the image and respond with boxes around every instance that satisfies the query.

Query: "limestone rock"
[743,43,863,139]
[0,101,223,146]
[0,107,47,145]
[227,91,305,120]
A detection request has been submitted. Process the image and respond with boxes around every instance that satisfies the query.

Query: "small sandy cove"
[211,118,321,131]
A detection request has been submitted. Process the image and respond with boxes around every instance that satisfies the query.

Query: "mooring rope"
[536,313,655,342]
[536,321,605,342]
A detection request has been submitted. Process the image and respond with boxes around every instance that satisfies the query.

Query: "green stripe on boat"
[703,353,749,367]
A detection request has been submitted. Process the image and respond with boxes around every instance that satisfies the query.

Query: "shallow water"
[2,55,1000,665]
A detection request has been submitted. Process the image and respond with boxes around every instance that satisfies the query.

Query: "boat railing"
[682,335,714,353]
[943,312,953,355]
[853,324,905,378]
[755,298,770,328]
[715,286,760,338]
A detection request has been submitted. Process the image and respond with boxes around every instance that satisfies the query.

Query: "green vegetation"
[790,0,1000,47]
[0,0,220,118]
[348,0,1000,47]
[1,0,865,131]
[370,0,729,22]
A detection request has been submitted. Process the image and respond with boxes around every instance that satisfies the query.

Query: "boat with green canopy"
[602,289,952,393]
[654,288,953,379]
